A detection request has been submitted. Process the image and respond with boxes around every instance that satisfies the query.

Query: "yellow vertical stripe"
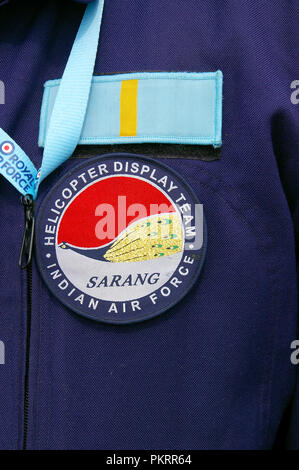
[120,79,138,136]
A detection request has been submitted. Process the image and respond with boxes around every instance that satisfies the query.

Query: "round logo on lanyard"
[35,154,207,324]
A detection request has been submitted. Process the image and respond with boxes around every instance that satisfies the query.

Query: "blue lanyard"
[0,0,104,267]
[0,0,104,200]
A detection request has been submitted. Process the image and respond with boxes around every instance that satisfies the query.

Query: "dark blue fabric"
[0,0,298,449]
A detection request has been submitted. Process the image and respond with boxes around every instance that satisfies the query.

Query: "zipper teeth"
[23,263,32,450]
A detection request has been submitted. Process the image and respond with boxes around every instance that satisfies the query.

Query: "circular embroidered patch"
[35,154,207,324]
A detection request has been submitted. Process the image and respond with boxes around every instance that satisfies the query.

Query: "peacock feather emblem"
[104,212,183,262]
[59,212,183,263]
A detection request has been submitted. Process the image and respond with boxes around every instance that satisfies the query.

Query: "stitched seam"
[35,271,42,450]
[215,71,223,145]
[16,267,25,449]
[45,77,217,87]
[214,75,218,145]
[44,72,220,88]
[46,291,53,450]
[78,136,216,141]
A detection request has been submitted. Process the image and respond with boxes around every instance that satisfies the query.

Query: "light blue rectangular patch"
[39,71,223,148]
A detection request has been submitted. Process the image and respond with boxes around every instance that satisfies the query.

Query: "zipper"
[23,263,32,450]
[19,194,35,450]
[19,195,35,270]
